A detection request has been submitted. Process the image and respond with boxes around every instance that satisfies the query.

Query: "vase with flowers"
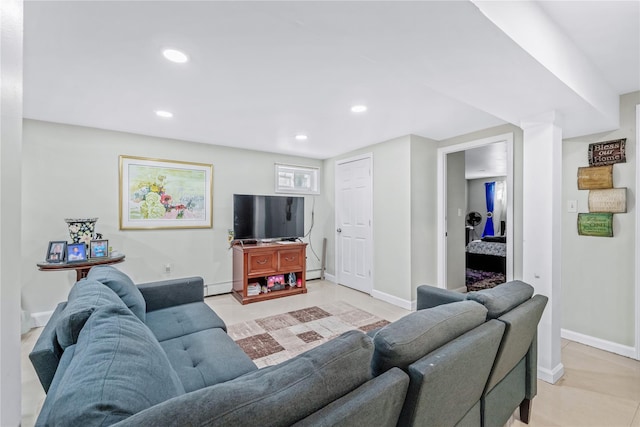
[65,218,98,247]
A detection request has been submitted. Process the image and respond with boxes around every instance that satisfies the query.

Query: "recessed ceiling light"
[351,105,367,113]
[162,49,189,64]
[295,134,308,141]
[155,110,173,118]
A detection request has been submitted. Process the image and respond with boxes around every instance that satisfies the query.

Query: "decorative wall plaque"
[577,165,613,190]
[588,138,626,167]
[588,188,627,213]
[577,213,613,237]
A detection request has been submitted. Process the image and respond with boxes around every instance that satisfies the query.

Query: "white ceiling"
[23,1,640,160]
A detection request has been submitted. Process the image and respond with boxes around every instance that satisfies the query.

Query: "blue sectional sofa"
[415,281,548,426]
[30,265,545,426]
[29,266,409,426]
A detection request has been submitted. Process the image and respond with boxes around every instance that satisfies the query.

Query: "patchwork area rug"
[227,302,390,368]
[466,268,506,292]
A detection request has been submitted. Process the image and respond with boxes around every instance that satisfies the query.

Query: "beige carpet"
[227,302,390,368]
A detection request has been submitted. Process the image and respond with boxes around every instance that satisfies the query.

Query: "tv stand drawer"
[278,249,304,271]
[247,252,277,276]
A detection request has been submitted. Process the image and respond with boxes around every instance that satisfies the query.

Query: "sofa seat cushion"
[86,265,146,321]
[41,305,185,427]
[145,302,226,342]
[466,280,534,319]
[371,300,487,375]
[160,328,257,392]
[56,279,127,349]
[113,330,374,427]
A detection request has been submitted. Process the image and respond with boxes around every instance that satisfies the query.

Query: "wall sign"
[588,188,627,213]
[588,138,626,167]
[577,213,613,237]
[577,165,613,190]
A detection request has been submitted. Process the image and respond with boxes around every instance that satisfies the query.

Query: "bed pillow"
[481,236,506,243]
[86,266,146,321]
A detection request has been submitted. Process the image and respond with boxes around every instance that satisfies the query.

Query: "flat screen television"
[233,194,304,241]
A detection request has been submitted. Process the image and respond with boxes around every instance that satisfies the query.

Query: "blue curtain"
[482,182,495,237]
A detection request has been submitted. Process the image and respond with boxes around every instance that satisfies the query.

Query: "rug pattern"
[227,302,390,368]
[466,268,506,292]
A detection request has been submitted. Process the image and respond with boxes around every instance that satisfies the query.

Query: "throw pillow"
[466,280,534,319]
[55,279,126,349]
[86,265,146,321]
[47,304,185,426]
[371,300,487,375]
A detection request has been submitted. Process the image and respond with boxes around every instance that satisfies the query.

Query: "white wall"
[323,134,438,306]
[446,151,466,289]
[410,135,438,299]
[561,91,639,348]
[22,120,324,317]
[1,0,24,423]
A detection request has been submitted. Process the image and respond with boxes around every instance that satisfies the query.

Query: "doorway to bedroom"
[437,133,514,292]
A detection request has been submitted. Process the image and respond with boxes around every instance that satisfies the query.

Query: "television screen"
[233,194,304,241]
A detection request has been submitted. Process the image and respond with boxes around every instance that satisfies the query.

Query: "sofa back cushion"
[113,330,374,427]
[55,279,127,349]
[466,280,534,319]
[41,305,185,427]
[371,300,487,376]
[86,266,146,321]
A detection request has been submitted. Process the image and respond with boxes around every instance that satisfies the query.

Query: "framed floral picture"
[119,156,213,230]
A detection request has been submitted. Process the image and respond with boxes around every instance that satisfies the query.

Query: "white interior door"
[335,155,373,294]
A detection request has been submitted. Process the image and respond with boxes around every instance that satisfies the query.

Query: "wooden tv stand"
[232,242,307,305]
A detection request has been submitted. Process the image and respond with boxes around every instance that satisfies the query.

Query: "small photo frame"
[89,239,109,258]
[46,241,67,263]
[66,243,87,262]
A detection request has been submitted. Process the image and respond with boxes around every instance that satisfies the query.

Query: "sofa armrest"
[29,302,67,392]
[525,332,538,400]
[292,368,409,427]
[138,277,204,312]
[416,285,466,310]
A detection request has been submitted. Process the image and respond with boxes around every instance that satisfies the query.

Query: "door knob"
[336,228,342,233]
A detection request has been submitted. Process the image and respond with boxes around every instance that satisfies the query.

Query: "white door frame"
[635,104,640,360]
[437,133,514,289]
[335,153,374,294]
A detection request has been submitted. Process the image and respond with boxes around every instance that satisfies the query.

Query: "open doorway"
[437,133,514,291]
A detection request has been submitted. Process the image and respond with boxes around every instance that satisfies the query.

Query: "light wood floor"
[21,280,640,426]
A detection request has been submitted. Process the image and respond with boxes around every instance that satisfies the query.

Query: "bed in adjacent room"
[465,236,506,291]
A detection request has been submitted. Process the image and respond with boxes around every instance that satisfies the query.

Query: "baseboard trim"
[561,328,637,359]
[31,310,54,327]
[323,273,336,283]
[537,362,565,384]
[371,289,415,311]
[204,282,232,297]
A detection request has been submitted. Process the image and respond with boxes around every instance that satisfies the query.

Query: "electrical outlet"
[567,200,577,213]
[227,229,234,243]
[165,264,171,273]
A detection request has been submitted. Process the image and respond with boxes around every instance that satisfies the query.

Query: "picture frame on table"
[46,241,67,263]
[66,243,87,263]
[89,239,109,258]
[119,155,213,230]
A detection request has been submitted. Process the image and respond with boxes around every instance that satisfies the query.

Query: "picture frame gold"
[119,156,213,230]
